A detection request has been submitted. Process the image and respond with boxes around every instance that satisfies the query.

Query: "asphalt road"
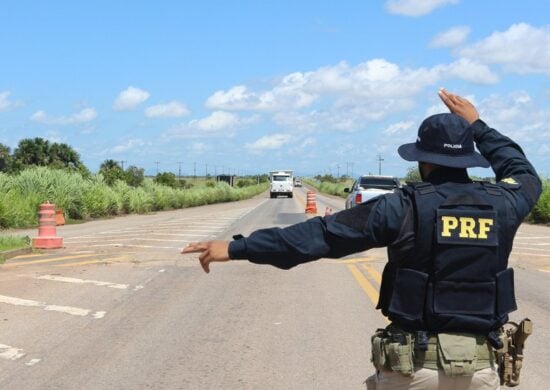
[0,187,548,389]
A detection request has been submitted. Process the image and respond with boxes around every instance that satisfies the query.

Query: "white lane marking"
[66,235,210,244]
[133,285,144,291]
[515,236,550,240]
[93,311,106,319]
[83,244,182,249]
[0,295,104,318]
[33,275,129,290]
[25,358,41,366]
[159,269,166,273]
[0,344,25,361]
[539,269,550,273]
[532,243,550,246]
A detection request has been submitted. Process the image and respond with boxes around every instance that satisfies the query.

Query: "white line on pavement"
[33,275,129,289]
[0,344,25,361]
[0,294,104,318]
[514,236,550,240]
[25,358,41,366]
[83,244,181,249]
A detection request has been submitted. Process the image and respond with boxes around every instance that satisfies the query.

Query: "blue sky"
[1,0,549,178]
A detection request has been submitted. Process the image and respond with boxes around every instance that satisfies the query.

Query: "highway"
[0,187,549,389]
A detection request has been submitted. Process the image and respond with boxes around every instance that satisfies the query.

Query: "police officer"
[181,89,542,389]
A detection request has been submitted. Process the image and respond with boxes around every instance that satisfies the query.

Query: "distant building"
[216,174,236,186]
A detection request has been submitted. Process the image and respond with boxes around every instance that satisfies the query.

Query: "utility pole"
[193,162,196,181]
[155,161,160,175]
[205,163,208,178]
[120,160,127,170]
[177,162,183,181]
[377,154,384,175]
[337,164,340,178]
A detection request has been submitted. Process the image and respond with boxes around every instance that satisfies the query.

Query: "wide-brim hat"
[398,113,489,168]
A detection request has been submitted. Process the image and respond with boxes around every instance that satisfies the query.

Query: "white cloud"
[383,121,415,135]
[458,23,550,74]
[189,111,245,131]
[30,108,97,125]
[206,73,317,111]
[245,133,292,152]
[430,26,471,48]
[113,86,150,111]
[206,58,497,121]
[110,138,146,153]
[162,111,257,140]
[144,101,191,118]
[0,91,22,112]
[436,58,499,84]
[385,0,459,17]
[191,142,209,153]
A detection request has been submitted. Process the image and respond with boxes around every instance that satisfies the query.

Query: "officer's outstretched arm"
[181,241,230,273]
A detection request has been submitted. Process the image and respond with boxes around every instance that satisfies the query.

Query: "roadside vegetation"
[0,138,268,229]
[0,235,30,251]
[304,175,352,198]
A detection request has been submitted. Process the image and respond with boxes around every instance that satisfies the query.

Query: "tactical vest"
[378,181,517,333]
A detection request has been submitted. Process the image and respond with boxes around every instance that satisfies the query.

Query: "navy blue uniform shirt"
[228,120,542,269]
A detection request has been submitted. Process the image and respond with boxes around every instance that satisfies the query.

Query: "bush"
[528,179,550,224]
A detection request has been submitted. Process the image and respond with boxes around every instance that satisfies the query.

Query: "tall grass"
[0,167,268,229]
[304,178,351,198]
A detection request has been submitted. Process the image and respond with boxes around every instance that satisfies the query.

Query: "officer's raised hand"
[181,240,230,273]
[438,88,479,125]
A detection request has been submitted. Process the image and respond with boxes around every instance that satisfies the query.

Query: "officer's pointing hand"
[181,240,230,273]
[438,88,479,125]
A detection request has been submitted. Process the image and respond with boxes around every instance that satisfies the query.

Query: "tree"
[99,159,126,185]
[13,138,51,167]
[154,172,177,188]
[125,165,145,187]
[0,143,12,172]
[404,165,421,183]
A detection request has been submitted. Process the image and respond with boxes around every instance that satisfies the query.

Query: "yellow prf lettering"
[441,216,459,237]
[459,217,477,238]
[478,218,493,239]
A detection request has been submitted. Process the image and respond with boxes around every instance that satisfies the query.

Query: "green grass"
[0,167,269,229]
[0,235,30,252]
[304,178,352,198]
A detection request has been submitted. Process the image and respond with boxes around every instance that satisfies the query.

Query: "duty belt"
[413,332,495,372]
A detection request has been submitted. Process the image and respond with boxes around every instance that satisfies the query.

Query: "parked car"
[344,175,400,209]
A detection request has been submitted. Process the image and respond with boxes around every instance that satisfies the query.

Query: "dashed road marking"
[3,253,98,268]
[0,344,25,361]
[55,255,129,267]
[32,275,129,289]
[0,294,105,318]
[12,253,45,260]
[25,358,41,366]
[347,264,379,306]
[362,264,382,284]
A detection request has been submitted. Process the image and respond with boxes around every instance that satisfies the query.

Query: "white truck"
[269,170,294,198]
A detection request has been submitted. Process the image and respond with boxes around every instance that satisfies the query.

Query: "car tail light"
[355,193,362,204]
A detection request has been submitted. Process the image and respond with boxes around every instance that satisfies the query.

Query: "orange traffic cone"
[305,191,318,214]
[32,202,63,249]
[56,208,65,226]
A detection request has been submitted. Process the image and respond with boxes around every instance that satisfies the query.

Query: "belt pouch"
[387,333,414,376]
[437,333,477,376]
[371,330,389,371]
